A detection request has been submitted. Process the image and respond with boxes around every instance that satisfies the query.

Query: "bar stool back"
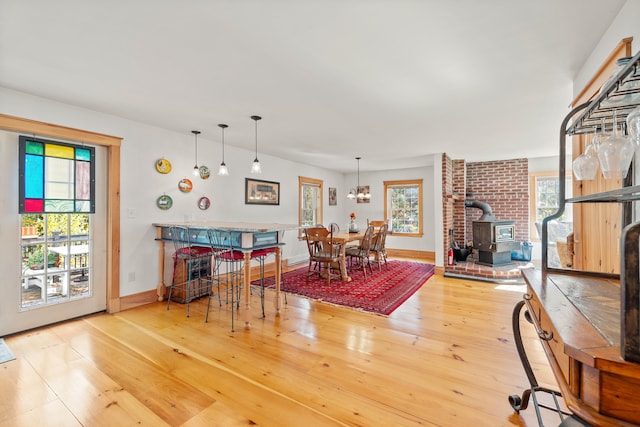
[206,228,244,331]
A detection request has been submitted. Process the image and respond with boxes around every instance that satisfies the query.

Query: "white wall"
[344,165,437,254]
[574,1,640,97]
[1,87,439,298]
[0,88,343,296]
[573,0,640,220]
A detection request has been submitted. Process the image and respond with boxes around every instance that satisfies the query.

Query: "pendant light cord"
[192,130,201,167]
[221,127,225,162]
[251,115,261,161]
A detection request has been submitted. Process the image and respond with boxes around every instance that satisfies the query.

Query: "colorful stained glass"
[24,198,44,212]
[25,140,43,155]
[24,154,44,198]
[45,143,74,159]
[76,201,91,212]
[19,136,95,214]
[76,161,90,199]
[76,147,91,161]
[45,200,74,212]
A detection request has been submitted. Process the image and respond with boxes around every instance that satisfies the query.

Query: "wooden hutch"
[511,40,640,427]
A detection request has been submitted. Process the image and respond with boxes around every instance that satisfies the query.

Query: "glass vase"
[597,111,635,179]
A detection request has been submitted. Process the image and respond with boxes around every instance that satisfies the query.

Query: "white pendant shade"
[218,123,229,176]
[250,115,262,174]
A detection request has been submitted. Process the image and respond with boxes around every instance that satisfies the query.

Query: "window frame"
[383,179,423,238]
[298,176,323,238]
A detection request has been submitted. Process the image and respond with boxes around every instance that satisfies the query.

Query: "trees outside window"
[384,179,423,237]
[298,176,323,237]
[529,172,572,240]
[20,213,91,309]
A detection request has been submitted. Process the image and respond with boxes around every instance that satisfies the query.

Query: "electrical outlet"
[128,272,135,282]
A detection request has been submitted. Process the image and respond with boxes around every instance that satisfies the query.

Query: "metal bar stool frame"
[167,225,213,317]
[205,228,244,331]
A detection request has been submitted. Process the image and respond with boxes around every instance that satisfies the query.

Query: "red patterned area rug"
[253,260,435,316]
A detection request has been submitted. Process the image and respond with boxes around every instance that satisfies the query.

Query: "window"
[19,136,95,309]
[19,135,95,213]
[299,176,323,236]
[20,213,92,309]
[384,179,423,237]
[529,172,572,240]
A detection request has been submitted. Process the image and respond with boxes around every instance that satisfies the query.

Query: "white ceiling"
[0,0,628,173]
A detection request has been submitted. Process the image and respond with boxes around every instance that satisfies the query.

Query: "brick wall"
[465,158,529,242]
[442,156,529,271]
[452,159,466,247]
[441,154,454,258]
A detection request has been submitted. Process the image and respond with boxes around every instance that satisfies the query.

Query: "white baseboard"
[287,255,309,266]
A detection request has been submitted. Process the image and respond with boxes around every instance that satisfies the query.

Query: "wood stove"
[472,220,520,266]
[465,199,520,267]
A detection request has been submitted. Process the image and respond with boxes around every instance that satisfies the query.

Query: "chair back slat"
[355,226,375,256]
[372,223,388,249]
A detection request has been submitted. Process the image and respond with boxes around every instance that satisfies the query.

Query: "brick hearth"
[444,255,536,282]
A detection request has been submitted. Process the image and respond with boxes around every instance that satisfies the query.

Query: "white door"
[0,130,107,336]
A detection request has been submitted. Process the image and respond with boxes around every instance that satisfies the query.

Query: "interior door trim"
[0,114,123,313]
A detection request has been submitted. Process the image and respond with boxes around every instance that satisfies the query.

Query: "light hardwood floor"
[1,263,567,427]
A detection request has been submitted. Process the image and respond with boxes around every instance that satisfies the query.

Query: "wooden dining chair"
[368,220,387,230]
[345,225,375,279]
[370,223,389,270]
[304,226,344,285]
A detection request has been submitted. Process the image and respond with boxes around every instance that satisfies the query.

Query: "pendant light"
[347,157,370,200]
[217,124,229,176]
[250,115,262,174]
[192,130,201,176]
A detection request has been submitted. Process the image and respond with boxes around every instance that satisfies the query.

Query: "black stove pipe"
[464,200,496,221]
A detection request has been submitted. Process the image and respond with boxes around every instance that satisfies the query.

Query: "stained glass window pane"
[76,161,90,200]
[24,154,44,198]
[19,136,94,214]
[76,148,91,161]
[45,157,73,199]
[45,199,74,212]
[25,199,44,212]
[25,140,43,155]
[76,200,91,212]
[45,143,74,159]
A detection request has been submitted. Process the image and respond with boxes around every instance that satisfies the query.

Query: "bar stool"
[249,247,277,317]
[205,228,244,331]
[167,226,213,317]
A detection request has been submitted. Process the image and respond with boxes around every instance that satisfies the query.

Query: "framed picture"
[328,187,337,206]
[245,178,280,205]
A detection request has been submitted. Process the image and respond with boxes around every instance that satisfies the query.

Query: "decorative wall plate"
[199,165,211,179]
[178,178,193,193]
[156,194,173,210]
[198,196,210,210]
[155,158,172,174]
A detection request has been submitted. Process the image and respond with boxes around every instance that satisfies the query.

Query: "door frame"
[0,114,122,313]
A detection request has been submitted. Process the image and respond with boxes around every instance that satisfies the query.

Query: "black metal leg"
[509,298,572,426]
